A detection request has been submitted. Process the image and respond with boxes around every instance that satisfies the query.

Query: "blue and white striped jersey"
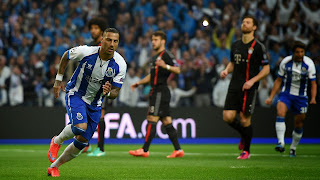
[65,45,127,106]
[278,55,316,97]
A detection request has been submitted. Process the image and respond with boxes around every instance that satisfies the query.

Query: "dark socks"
[242,125,253,153]
[227,118,243,135]
[165,123,181,150]
[98,119,105,152]
[143,122,157,152]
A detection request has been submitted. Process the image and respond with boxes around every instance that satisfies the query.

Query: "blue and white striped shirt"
[278,55,316,97]
[65,45,127,106]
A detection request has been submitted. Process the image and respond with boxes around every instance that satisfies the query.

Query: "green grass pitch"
[0,144,319,179]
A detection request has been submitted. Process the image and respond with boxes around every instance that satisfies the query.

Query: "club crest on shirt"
[301,67,307,72]
[105,67,115,77]
[248,48,254,54]
[76,112,83,120]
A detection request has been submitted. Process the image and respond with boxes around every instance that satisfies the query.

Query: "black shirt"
[150,50,177,88]
[229,39,269,91]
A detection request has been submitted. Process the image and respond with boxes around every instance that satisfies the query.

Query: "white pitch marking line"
[0,149,318,157]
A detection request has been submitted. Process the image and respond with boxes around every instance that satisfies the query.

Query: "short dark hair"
[292,41,306,51]
[88,17,108,31]
[153,30,167,42]
[242,15,258,30]
[104,28,120,36]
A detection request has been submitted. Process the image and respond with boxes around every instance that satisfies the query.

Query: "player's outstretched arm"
[310,80,317,104]
[265,77,282,105]
[130,74,151,91]
[53,51,69,98]
[155,59,181,74]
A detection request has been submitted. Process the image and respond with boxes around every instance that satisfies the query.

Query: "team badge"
[301,67,307,72]
[105,67,115,77]
[76,112,83,120]
[248,48,254,54]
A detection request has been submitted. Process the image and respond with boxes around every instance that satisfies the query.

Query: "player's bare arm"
[220,62,234,78]
[53,51,69,98]
[265,77,282,105]
[243,64,270,91]
[155,59,181,74]
[130,74,151,91]
[310,80,317,104]
[103,81,121,99]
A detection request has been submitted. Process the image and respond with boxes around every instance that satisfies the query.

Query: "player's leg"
[289,113,305,157]
[289,96,308,157]
[48,124,89,177]
[237,89,257,159]
[97,109,106,151]
[223,110,244,149]
[48,94,84,163]
[223,91,243,136]
[238,112,252,159]
[88,107,106,156]
[129,115,158,157]
[275,101,288,152]
[129,89,161,157]
[162,116,184,158]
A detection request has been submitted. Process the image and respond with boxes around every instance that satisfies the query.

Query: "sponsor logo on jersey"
[86,64,93,70]
[105,67,115,77]
[85,75,104,84]
[77,112,83,120]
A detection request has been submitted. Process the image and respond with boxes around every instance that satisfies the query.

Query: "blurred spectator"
[258,75,274,108]
[194,55,214,107]
[7,65,24,106]
[168,78,196,108]
[0,55,10,106]
[278,0,296,26]
[212,57,230,108]
[119,67,140,107]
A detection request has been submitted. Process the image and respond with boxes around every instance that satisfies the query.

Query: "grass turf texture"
[0,144,319,179]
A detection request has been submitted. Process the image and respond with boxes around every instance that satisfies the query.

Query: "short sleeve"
[277,58,287,78]
[112,61,127,88]
[164,51,177,66]
[308,59,316,81]
[68,45,89,61]
[260,44,269,66]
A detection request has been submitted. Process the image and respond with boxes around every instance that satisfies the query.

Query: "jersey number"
[300,107,307,114]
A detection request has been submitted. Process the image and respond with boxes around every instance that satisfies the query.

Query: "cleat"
[275,143,285,153]
[47,167,60,177]
[81,145,92,153]
[167,150,184,158]
[129,148,149,157]
[238,138,245,150]
[48,136,61,163]
[237,151,250,159]
[289,149,296,157]
[87,147,106,157]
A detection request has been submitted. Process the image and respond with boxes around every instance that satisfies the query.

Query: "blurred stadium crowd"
[0,0,319,108]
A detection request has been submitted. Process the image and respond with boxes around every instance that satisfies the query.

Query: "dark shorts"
[148,87,171,117]
[224,88,258,116]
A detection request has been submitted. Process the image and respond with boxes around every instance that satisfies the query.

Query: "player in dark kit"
[220,15,270,159]
[129,31,184,158]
